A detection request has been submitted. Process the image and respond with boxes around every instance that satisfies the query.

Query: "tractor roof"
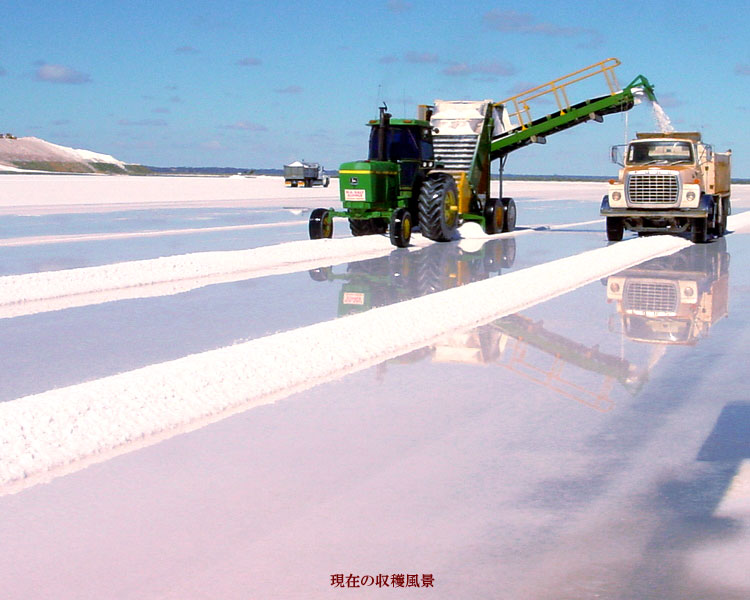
[367,118,431,127]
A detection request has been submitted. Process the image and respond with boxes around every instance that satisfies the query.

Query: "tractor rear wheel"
[309,208,333,239]
[349,218,388,236]
[606,217,624,242]
[483,198,503,234]
[389,208,412,248]
[501,197,516,232]
[418,173,459,242]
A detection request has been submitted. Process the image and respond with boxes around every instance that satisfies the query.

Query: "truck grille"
[626,173,680,204]
[623,281,679,314]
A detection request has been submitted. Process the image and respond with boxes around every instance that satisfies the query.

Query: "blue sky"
[1,0,748,175]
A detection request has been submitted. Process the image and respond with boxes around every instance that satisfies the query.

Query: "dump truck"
[309,58,656,247]
[606,241,729,345]
[601,132,731,243]
[284,160,330,188]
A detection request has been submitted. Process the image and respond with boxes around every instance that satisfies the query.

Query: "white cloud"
[387,0,412,12]
[34,63,91,84]
[275,85,302,94]
[237,57,261,66]
[443,60,516,77]
[483,10,602,47]
[223,121,268,132]
[405,51,439,64]
[118,118,168,127]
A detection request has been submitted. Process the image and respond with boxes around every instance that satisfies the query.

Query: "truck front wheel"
[691,217,707,244]
[606,217,624,242]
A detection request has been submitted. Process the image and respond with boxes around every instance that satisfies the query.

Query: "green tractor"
[309,101,513,248]
[309,59,657,247]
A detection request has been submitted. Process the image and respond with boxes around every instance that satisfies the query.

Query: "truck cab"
[601,132,731,243]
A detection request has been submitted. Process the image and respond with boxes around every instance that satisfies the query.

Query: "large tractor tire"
[389,208,412,248]
[606,217,624,242]
[418,173,459,242]
[309,208,333,239]
[349,218,388,236]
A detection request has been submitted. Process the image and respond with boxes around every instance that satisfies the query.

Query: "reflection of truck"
[606,240,729,344]
[309,58,656,247]
[601,132,731,243]
[284,161,330,188]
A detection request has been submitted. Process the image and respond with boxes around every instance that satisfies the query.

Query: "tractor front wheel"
[389,208,412,248]
[309,208,333,239]
[418,173,459,242]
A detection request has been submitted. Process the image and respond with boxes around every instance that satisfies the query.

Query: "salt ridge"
[0,234,693,495]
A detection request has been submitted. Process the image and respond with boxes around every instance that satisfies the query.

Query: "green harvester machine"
[309,58,656,247]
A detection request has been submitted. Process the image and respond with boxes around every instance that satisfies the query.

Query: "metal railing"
[496,58,622,131]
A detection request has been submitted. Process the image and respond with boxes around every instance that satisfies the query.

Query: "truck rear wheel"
[418,173,459,242]
[712,197,727,237]
[501,198,516,232]
[389,208,412,248]
[309,208,333,239]
[691,217,707,244]
[606,217,624,242]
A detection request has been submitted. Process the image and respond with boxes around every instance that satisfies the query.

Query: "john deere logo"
[350,177,358,185]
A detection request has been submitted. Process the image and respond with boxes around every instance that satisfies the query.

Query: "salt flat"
[1,174,749,599]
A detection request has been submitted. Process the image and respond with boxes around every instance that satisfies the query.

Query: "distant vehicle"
[284,161,330,188]
[601,132,731,243]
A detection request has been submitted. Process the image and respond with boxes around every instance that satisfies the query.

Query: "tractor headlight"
[612,191,621,202]
[686,191,696,202]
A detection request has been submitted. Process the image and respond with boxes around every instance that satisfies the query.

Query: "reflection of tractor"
[309,237,517,317]
[309,59,656,247]
[606,239,729,344]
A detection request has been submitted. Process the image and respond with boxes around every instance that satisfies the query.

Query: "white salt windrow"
[0,233,694,495]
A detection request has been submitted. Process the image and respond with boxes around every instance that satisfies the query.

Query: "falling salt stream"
[630,88,675,135]
[650,100,675,133]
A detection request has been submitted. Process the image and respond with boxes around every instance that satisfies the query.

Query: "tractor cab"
[367,110,434,192]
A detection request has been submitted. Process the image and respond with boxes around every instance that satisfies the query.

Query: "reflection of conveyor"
[606,239,730,345]
[431,315,645,412]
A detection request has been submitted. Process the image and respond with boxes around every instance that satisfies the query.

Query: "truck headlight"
[612,191,621,202]
[686,191,695,202]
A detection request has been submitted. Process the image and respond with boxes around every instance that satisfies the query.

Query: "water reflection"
[605,238,730,345]
[309,237,517,316]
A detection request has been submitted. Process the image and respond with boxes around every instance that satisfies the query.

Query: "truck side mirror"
[610,145,624,166]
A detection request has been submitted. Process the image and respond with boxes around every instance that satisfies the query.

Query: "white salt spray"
[651,101,674,133]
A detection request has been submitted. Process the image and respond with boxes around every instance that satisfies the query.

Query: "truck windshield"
[369,126,429,161]
[627,141,694,166]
